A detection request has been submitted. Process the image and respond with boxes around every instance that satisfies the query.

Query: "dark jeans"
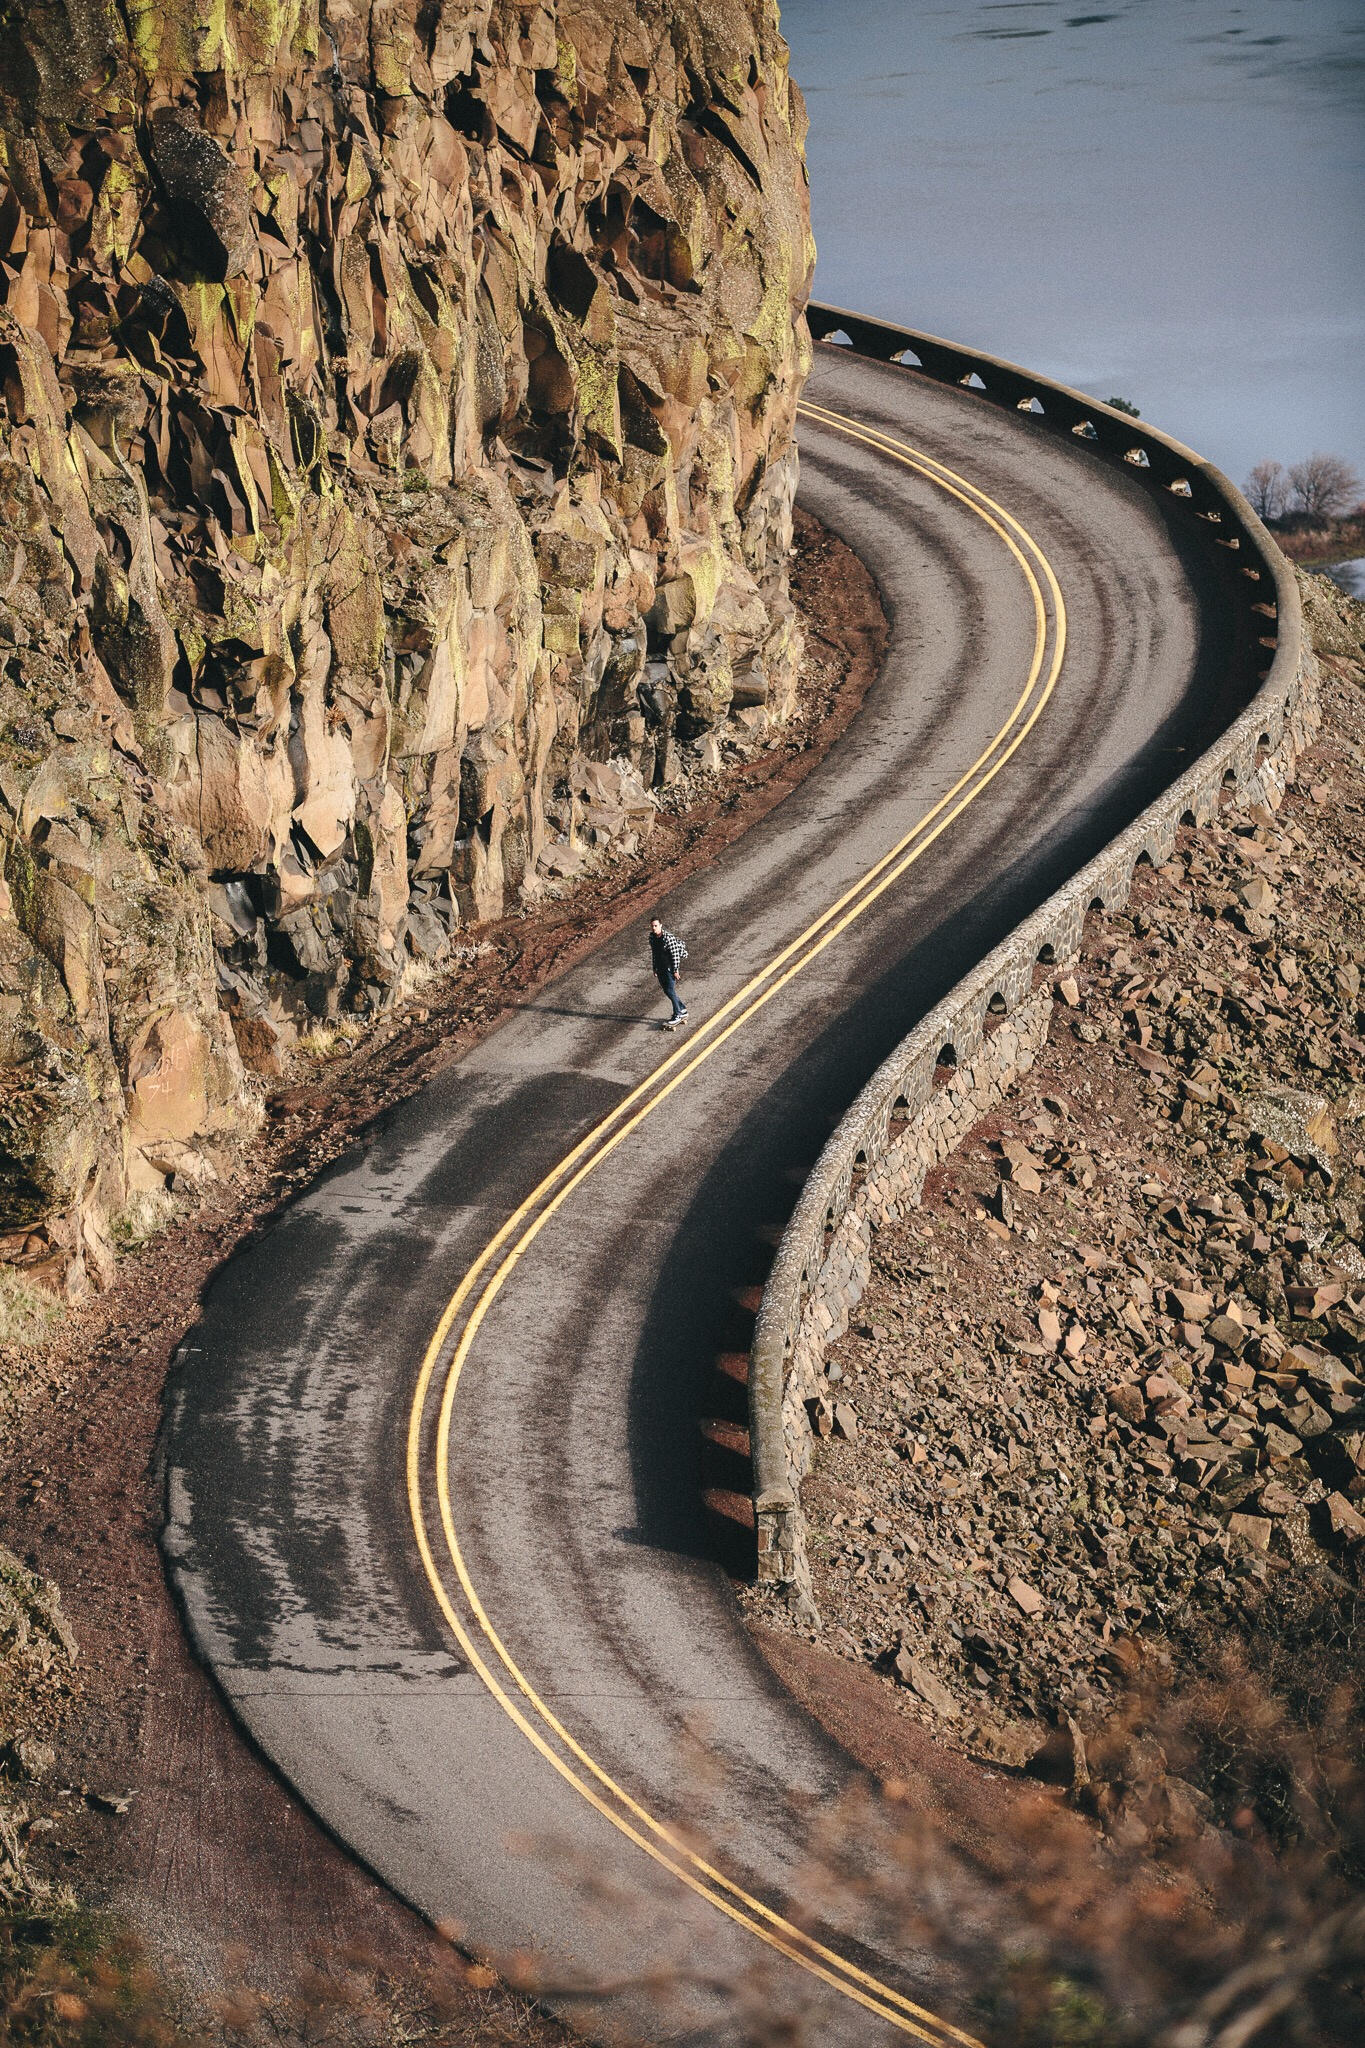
[656,969,685,1020]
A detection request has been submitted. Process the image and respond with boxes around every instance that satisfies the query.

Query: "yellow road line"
[412,409,1064,2033]
[404,403,1069,2041]
[402,407,1062,1401]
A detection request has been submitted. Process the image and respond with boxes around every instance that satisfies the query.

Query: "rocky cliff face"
[0,0,812,1289]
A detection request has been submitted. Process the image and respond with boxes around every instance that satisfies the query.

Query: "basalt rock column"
[0,0,813,1287]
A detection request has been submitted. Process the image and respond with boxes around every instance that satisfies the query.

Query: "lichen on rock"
[0,0,813,1286]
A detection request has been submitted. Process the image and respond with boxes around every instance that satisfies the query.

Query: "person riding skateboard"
[649,917,688,1029]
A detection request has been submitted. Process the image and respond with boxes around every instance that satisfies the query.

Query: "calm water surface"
[782,0,1365,489]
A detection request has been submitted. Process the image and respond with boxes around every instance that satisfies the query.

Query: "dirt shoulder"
[747,574,1365,2044]
[0,512,887,2040]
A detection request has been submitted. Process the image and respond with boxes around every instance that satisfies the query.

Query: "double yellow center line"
[403,402,1067,2041]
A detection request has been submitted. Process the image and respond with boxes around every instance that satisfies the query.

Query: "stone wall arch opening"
[932,1044,957,1089]
[1032,941,1058,989]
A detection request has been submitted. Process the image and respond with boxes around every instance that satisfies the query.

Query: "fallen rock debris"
[756,575,1365,1786]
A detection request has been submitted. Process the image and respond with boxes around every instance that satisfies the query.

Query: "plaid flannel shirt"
[650,928,686,978]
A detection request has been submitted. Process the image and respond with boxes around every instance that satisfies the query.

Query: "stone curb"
[751,307,1313,1608]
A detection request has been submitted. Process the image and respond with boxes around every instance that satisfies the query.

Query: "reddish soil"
[751,1621,1064,1882]
[0,510,888,2036]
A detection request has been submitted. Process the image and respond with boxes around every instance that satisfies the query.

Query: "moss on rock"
[0,0,812,1285]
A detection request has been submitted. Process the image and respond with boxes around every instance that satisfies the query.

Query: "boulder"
[1244,1089,1338,1170]
[149,106,254,280]
[891,1649,960,1720]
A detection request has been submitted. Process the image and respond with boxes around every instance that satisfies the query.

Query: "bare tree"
[1245,459,1289,522]
[1287,451,1362,521]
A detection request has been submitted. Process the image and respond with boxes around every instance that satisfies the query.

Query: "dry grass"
[0,1272,60,1353]
[232,1075,268,1141]
[1,1914,187,2047]
[109,1190,182,1253]
[40,1651,1342,2048]
[396,953,445,1004]
[395,943,496,1008]
[295,1019,368,1063]
[0,1911,567,2048]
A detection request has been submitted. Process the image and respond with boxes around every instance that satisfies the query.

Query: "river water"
[781,0,1365,492]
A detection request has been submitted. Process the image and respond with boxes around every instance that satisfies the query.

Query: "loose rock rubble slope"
[765,574,1365,1773]
[0,0,812,1288]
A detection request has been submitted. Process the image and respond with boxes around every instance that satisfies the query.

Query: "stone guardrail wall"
[751,303,1315,1609]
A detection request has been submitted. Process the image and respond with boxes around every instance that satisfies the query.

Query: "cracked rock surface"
[0,0,811,1287]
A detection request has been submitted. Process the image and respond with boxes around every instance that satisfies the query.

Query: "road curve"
[164,342,1241,2044]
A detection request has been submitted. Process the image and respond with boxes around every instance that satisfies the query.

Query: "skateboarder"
[649,917,688,1028]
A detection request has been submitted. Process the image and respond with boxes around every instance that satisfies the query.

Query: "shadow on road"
[513,1001,659,1025]
[622,502,1244,1583]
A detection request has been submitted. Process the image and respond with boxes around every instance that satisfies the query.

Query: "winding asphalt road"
[164,343,1244,2044]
